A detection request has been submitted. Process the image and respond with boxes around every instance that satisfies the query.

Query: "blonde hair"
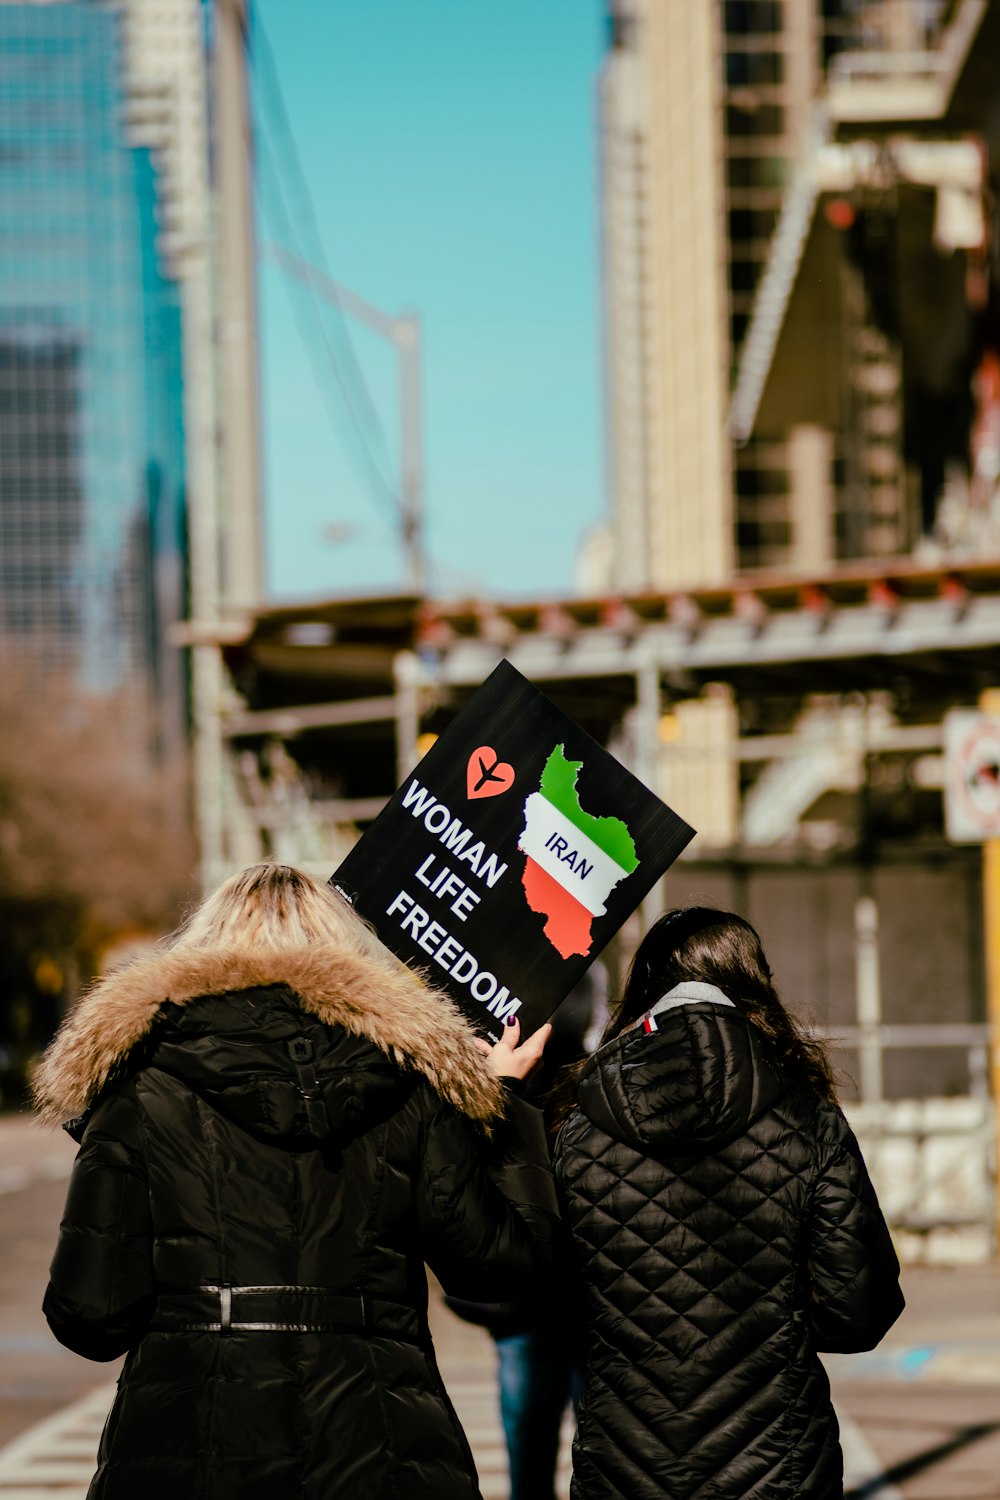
[172,863,394,967]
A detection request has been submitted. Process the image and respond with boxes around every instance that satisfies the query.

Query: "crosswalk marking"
[0,1384,113,1494]
[0,1373,899,1500]
[838,1409,901,1500]
[0,1377,573,1499]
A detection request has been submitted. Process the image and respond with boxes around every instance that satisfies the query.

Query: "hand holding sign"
[333,661,695,1038]
[473,1016,552,1081]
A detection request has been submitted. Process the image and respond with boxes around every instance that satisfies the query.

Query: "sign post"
[944,708,1000,843]
[944,700,1000,1247]
[332,660,695,1038]
[979,692,1000,1252]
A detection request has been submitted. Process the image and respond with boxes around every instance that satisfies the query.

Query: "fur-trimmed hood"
[33,943,504,1131]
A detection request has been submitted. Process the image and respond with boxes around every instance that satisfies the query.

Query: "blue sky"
[252,0,606,603]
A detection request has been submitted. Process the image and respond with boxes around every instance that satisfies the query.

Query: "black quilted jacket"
[553,994,904,1500]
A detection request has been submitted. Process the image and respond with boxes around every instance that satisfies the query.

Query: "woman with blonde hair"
[36,863,555,1500]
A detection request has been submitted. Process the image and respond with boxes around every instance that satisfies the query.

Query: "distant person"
[452,965,607,1500]
[551,907,904,1500]
[35,863,555,1500]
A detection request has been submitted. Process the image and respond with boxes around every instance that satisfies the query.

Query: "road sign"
[332,660,695,1038]
[944,710,1000,842]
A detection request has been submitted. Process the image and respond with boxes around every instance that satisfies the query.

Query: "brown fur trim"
[32,945,505,1127]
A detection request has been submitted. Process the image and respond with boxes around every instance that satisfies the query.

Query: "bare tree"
[0,661,197,936]
[0,657,198,1092]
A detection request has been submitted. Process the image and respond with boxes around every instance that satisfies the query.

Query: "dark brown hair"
[548,906,837,1131]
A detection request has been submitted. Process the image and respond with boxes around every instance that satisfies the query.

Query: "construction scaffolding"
[184,556,1000,1264]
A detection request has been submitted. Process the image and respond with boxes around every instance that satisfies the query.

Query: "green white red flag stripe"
[519,793,633,918]
[537,746,639,870]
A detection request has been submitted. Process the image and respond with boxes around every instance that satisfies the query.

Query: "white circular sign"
[945,712,1000,841]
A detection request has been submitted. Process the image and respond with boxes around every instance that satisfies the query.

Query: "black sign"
[332,660,695,1037]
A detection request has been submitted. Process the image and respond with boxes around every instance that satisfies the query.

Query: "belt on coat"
[149,1284,424,1340]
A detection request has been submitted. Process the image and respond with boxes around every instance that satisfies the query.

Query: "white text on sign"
[386,889,521,1022]
[414,854,480,920]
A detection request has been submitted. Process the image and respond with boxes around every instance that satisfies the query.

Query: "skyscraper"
[0,1,191,752]
[0,327,85,646]
[601,0,1000,589]
[0,0,261,786]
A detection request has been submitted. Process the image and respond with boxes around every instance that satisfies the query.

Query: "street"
[1,1114,999,1499]
[830,1264,1000,1500]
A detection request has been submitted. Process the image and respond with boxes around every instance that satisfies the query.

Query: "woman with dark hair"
[552,906,903,1500]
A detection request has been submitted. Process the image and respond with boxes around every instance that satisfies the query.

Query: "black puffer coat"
[35,944,557,1500]
[553,989,903,1500]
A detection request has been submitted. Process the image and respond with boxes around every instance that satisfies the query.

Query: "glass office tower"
[0,2,187,752]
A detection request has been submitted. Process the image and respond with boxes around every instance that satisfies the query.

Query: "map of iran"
[518,744,639,958]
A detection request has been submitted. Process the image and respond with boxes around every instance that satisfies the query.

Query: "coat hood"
[577,986,786,1153]
[33,944,504,1135]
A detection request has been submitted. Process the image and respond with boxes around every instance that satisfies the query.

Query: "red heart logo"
[467,746,515,799]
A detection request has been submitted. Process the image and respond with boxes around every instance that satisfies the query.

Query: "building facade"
[602,0,1000,588]
[0,0,260,786]
[0,1,194,755]
[602,0,734,592]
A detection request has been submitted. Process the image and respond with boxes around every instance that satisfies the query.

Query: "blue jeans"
[495,1331,583,1500]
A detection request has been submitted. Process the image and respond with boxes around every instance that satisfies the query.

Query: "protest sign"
[332,659,695,1037]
